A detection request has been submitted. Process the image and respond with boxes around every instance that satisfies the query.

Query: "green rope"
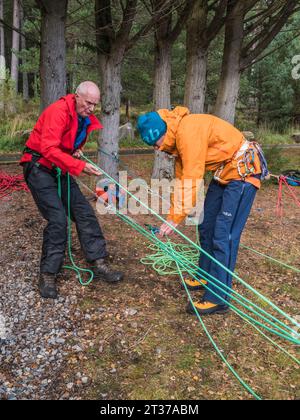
[82,154,300,338]
[140,224,299,342]
[147,237,300,344]
[56,169,94,286]
[240,314,300,367]
[51,159,298,399]
[75,155,300,399]
[173,253,262,400]
[84,177,300,346]
[146,236,300,365]
[56,167,62,197]
[240,244,300,274]
[140,241,300,343]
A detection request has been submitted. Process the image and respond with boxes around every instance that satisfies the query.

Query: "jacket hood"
[62,94,77,116]
[157,106,190,155]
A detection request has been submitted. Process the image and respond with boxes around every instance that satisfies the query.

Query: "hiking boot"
[39,273,58,299]
[186,299,229,316]
[91,259,124,283]
[181,277,208,291]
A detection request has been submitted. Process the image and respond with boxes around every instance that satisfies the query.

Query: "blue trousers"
[199,180,257,305]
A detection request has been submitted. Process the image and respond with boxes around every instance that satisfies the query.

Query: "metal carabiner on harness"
[237,149,256,180]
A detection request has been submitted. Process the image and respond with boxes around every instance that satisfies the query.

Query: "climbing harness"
[252,142,270,180]
[237,147,256,180]
[214,140,268,184]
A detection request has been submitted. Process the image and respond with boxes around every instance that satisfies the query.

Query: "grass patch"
[257,129,293,145]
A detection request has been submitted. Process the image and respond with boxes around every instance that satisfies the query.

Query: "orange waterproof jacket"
[157,107,261,224]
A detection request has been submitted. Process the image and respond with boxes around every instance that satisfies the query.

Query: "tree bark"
[0,0,5,112]
[292,78,300,125]
[152,35,174,181]
[214,2,244,124]
[11,0,20,91]
[152,150,175,181]
[184,0,208,114]
[153,0,173,110]
[152,0,188,181]
[154,38,172,110]
[37,0,68,110]
[20,4,29,102]
[0,0,4,60]
[98,51,124,182]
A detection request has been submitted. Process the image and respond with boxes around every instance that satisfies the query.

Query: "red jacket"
[20,94,103,176]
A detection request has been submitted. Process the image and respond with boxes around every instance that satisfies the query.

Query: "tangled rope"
[0,171,29,200]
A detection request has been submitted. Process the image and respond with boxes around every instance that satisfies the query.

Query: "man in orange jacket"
[137,107,265,316]
[21,81,124,299]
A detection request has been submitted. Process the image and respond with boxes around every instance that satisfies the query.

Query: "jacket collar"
[62,94,103,132]
[157,107,190,155]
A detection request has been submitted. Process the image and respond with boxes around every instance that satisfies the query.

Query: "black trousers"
[23,162,108,274]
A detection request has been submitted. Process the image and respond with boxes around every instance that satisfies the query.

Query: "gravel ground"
[0,187,97,400]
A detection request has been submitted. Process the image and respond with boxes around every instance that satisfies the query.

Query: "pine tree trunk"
[0,0,6,114]
[0,0,4,62]
[152,150,175,181]
[153,39,172,110]
[0,0,5,112]
[292,78,300,125]
[11,0,20,91]
[20,4,29,102]
[184,0,208,114]
[98,52,124,181]
[38,0,68,110]
[213,4,244,124]
[151,2,175,181]
[152,38,174,181]
[184,46,208,114]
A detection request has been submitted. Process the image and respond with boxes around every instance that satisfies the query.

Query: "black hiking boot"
[39,273,58,299]
[91,259,124,283]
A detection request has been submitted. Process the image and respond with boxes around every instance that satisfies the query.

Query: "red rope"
[0,171,29,200]
[276,177,284,218]
[276,175,300,218]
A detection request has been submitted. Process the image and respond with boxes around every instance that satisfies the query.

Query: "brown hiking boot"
[39,273,58,299]
[91,259,124,283]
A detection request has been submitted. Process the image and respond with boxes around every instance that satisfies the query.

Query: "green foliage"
[0,112,37,152]
[240,13,300,129]
[263,146,291,174]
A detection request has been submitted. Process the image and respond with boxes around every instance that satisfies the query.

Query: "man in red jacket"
[20,81,124,299]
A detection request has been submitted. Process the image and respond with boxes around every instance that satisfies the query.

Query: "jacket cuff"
[167,214,186,225]
[70,160,86,177]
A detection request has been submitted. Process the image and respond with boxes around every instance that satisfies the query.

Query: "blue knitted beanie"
[137,112,167,146]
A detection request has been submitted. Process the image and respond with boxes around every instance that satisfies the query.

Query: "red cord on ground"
[276,175,300,218]
[0,171,29,200]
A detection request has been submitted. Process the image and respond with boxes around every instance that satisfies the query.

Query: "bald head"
[76,81,100,98]
[75,81,101,118]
